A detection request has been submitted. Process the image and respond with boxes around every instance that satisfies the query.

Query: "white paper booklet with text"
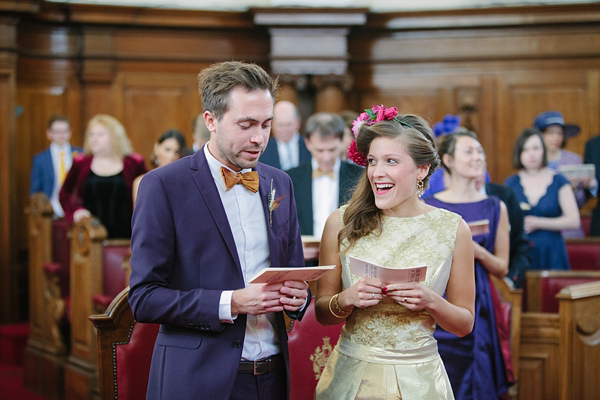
[348,256,427,283]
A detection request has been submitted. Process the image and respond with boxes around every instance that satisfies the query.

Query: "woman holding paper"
[505,129,580,271]
[314,106,475,400]
[424,129,512,399]
[534,111,595,206]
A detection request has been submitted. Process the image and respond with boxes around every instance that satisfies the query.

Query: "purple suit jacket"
[128,148,305,400]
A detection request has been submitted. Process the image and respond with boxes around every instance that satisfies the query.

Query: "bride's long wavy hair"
[339,115,439,251]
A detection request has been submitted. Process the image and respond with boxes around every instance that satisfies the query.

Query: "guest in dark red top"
[59,114,146,238]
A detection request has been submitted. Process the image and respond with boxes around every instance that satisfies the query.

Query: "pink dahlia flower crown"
[347,105,415,167]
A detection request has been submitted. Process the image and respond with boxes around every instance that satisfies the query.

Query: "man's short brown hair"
[197,61,278,121]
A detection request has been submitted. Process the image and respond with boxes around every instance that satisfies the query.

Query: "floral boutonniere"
[268,179,286,227]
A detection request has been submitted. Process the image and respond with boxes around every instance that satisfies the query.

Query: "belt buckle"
[253,359,259,375]
[253,358,270,375]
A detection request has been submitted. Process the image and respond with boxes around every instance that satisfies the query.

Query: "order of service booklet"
[467,219,490,236]
[249,265,336,284]
[348,256,427,283]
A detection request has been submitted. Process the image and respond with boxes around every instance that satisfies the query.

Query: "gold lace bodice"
[340,207,461,350]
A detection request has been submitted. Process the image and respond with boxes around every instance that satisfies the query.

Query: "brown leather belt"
[238,354,282,375]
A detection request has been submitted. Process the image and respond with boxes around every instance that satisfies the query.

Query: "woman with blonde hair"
[315,105,475,399]
[60,114,146,238]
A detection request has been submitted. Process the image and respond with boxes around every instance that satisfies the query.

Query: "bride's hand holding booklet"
[348,256,427,283]
[249,265,336,284]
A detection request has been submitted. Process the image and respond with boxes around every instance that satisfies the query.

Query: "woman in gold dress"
[314,106,475,399]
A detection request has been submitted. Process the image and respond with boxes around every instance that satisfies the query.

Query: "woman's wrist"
[328,293,353,319]
[336,291,354,312]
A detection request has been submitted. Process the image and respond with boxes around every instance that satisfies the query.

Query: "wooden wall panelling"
[114,72,201,161]
[0,14,20,323]
[15,84,81,248]
[495,69,592,182]
[519,313,561,400]
[0,60,16,323]
[112,28,269,64]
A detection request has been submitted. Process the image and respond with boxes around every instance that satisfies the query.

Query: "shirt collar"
[203,142,253,191]
[311,157,340,177]
[50,142,70,154]
[276,132,299,146]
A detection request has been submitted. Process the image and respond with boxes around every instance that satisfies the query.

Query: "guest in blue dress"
[504,129,580,270]
[424,128,511,399]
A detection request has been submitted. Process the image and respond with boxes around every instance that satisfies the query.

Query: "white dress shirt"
[275,133,300,171]
[203,144,280,360]
[312,158,340,239]
[49,143,74,217]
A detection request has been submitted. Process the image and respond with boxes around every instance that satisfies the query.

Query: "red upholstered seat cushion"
[116,322,159,400]
[288,298,344,400]
[92,294,114,310]
[541,276,600,313]
[0,323,29,365]
[102,245,129,298]
[566,241,600,270]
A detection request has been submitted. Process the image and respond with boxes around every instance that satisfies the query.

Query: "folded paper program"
[348,256,427,283]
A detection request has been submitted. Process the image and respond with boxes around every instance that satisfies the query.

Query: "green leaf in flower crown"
[365,109,376,119]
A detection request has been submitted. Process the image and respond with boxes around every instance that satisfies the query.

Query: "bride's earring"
[416,178,424,197]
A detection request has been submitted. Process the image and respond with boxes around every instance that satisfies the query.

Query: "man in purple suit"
[129,61,309,400]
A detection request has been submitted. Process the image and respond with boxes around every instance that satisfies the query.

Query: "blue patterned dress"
[504,173,571,270]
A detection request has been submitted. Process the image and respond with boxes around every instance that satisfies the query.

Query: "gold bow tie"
[221,167,259,193]
[312,169,334,179]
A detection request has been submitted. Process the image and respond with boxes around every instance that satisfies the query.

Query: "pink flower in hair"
[351,120,364,138]
[347,140,366,167]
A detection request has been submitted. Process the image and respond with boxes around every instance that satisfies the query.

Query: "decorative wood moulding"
[252,8,368,26]
[0,0,40,14]
[37,2,253,29]
[253,7,367,76]
[311,73,353,92]
[278,74,310,91]
[367,4,600,30]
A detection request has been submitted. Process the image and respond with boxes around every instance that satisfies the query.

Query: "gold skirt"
[315,332,454,400]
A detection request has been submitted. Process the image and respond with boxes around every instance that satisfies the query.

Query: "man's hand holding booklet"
[348,256,427,283]
[249,265,335,284]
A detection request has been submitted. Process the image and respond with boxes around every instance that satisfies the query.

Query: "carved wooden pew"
[525,270,600,313]
[489,275,522,399]
[519,275,600,400]
[90,287,159,400]
[64,217,130,400]
[24,193,71,399]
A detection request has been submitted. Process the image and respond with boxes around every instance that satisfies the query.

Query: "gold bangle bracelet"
[328,293,351,319]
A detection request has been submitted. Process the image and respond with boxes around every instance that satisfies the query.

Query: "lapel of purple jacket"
[190,149,280,277]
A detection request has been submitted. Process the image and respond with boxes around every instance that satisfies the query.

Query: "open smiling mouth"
[374,182,395,194]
